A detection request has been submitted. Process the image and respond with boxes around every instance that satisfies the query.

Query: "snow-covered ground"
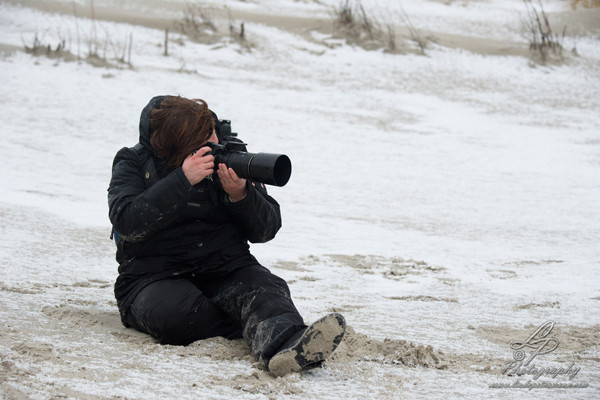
[1,0,599,399]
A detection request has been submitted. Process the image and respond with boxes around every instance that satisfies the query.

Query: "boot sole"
[268,313,346,377]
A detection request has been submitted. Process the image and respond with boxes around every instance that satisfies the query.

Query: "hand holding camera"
[217,163,247,202]
[182,146,215,186]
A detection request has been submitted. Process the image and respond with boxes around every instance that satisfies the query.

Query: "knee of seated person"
[241,275,291,299]
[248,267,288,287]
[156,315,195,346]
[142,303,196,345]
[264,274,292,295]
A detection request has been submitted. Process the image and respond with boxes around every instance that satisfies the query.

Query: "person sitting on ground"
[107,95,346,376]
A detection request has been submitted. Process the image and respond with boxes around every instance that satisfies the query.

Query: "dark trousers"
[124,254,306,362]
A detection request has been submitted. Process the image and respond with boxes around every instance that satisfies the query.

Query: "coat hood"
[138,95,169,152]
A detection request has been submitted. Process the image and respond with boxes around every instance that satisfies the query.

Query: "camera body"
[206,120,292,187]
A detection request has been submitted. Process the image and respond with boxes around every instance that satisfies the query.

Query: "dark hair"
[149,96,215,168]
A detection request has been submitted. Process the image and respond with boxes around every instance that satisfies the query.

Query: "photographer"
[108,95,345,376]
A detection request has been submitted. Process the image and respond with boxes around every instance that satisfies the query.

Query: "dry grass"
[174,4,252,52]
[398,5,427,55]
[227,9,252,51]
[21,28,132,68]
[176,4,218,43]
[333,0,379,46]
[570,0,600,8]
[332,0,427,54]
[22,33,70,58]
[522,0,565,64]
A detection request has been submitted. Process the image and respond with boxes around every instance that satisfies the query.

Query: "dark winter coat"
[108,96,282,322]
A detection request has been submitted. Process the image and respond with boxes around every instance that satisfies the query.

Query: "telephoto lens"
[217,150,291,187]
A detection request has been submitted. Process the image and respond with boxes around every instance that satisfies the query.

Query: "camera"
[206,120,292,187]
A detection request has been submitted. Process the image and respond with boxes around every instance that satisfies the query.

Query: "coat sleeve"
[224,182,282,243]
[107,147,194,242]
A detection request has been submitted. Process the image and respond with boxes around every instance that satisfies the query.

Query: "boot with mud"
[268,313,346,377]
